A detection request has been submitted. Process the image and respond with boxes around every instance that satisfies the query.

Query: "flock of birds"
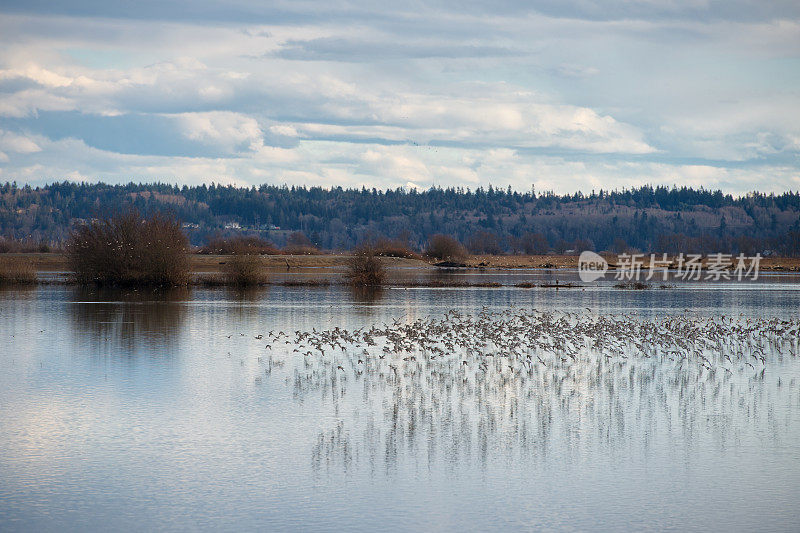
[252,308,799,381]
[233,308,800,471]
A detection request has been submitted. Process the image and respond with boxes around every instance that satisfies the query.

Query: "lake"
[2,274,800,532]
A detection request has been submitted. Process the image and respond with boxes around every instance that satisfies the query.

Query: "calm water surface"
[1,276,800,532]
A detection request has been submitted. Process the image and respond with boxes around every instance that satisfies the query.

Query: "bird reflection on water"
[251,309,800,476]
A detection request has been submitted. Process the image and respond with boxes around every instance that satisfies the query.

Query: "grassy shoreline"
[0,252,433,274]
[3,252,800,272]
[1,252,799,288]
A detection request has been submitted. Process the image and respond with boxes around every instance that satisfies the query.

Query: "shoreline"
[2,252,799,273]
[1,252,799,288]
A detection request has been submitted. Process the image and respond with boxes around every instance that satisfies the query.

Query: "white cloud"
[358,147,432,184]
[0,7,797,192]
[287,93,655,154]
[253,145,299,163]
[1,133,797,196]
[0,89,76,117]
[0,130,42,153]
[269,124,298,137]
[175,111,264,151]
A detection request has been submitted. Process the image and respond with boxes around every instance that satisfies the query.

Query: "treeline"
[1,181,800,255]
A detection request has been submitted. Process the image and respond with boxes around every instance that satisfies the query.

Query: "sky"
[0,1,798,194]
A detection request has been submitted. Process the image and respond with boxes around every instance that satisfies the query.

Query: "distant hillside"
[1,182,799,255]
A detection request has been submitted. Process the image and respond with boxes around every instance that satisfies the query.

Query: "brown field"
[1,252,799,277]
[0,253,433,275]
[467,254,800,272]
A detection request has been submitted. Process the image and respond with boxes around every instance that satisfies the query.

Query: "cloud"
[1,133,796,197]
[288,91,655,154]
[0,88,76,117]
[274,37,520,62]
[269,124,298,137]
[0,129,41,153]
[0,5,797,193]
[551,64,600,79]
[357,147,432,183]
[3,0,800,24]
[175,111,263,151]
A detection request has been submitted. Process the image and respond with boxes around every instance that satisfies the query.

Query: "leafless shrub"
[286,231,313,247]
[0,237,54,253]
[66,211,190,286]
[424,234,467,261]
[193,273,226,286]
[222,254,268,286]
[371,238,422,260]
[467,231,503,255]
[346,246,386,286]
[0,238,16,254]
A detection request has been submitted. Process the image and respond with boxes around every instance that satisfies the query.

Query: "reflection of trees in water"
[0,285,37,301]
[69,286,188,354]
[426,269,463,286]
[225,286,269,320]
[294,313,800,477]
[349,286,385,319]
[226,286,268,302]
[350,286,384,303]
[0,286,40,335]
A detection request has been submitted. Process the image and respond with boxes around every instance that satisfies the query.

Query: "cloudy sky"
[0,1,798,193]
